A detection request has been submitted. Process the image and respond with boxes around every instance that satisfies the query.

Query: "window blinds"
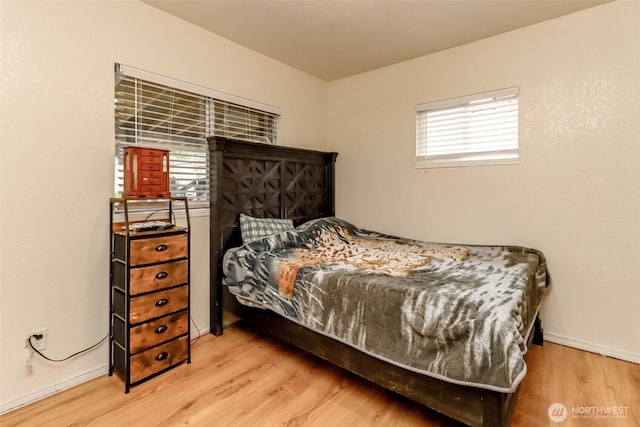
[416,87,519,169]
[114,64,279,205]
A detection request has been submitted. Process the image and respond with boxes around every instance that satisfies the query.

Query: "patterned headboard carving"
[208,136,338,334]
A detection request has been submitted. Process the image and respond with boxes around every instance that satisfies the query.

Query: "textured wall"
[328,1,640,362]
[0,0,326,411]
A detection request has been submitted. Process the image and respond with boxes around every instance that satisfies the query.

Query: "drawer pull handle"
[155,271,168,280]
[155,352,168,361]
[155,244,168,252]
[155,325,168,334]
[155,298,169,306]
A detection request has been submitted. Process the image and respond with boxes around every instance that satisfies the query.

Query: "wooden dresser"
[109,197,190,392]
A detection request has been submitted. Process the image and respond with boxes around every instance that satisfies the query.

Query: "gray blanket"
[223,217,548,392]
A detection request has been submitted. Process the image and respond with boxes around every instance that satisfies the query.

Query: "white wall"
[328,1,640,361]
[0,0,327,412]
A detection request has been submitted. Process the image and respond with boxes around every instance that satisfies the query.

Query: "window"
[114,64,279,208]
[416,87,519,169]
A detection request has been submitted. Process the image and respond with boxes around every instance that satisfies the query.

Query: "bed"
[208,136,548,427]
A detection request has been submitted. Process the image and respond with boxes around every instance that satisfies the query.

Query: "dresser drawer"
[130,260,188,295]
[139,162,163,172]
[130,311,188,354]
[139,175,164,185]
[129,234,187,266]
[138,170,163,178]
[137,184,169,195]
[137,148,166,158]
[130,336,188,383]
[130,285,188,324]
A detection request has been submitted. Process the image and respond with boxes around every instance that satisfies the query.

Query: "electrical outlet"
[29,328,47,351]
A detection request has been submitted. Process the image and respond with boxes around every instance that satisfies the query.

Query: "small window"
[416,87,519,169]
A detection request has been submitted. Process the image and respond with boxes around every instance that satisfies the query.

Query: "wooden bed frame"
[208,136,540,427]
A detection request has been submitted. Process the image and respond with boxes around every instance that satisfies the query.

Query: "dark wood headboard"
[208,136,338,335]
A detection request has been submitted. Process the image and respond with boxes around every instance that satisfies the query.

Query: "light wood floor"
[2,323,638,427]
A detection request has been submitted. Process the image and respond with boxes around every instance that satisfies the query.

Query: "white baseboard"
[0,364,109,416]
[1,325,211,416]
[544,332,640,364]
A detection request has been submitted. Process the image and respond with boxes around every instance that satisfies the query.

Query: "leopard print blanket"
[277,225,468,297]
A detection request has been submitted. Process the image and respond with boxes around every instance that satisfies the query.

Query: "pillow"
[239,213,295,244]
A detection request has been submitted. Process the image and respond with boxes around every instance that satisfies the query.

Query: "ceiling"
[142,0,610,82]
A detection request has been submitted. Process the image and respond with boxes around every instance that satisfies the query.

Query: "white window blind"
[114,64,279,207]
[416,87,519,169]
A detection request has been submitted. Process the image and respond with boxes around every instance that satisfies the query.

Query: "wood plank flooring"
[2,323,638,427]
